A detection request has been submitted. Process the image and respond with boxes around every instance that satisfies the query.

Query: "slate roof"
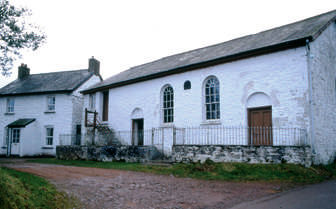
[7,118,36,128]
[0,69,94,96]
[83,9,336,93]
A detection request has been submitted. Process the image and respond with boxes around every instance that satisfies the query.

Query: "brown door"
[102,91,109,121]
[248,106,272,145]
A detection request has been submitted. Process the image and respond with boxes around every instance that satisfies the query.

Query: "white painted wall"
[0,93,72,156]
[108,47,307,129]
[20,122,41,156]
[0,74,101,156]
[84,46,310,149]
[309,22,336,164]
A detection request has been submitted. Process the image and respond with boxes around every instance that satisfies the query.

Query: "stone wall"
[56,145,163,162]
[172,145,312,167]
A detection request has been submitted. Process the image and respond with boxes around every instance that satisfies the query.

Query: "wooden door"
[10,128,20,155]
[248,107,272,145]
[102,91,109,121]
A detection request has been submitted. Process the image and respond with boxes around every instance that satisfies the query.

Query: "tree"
[0,0,45,76]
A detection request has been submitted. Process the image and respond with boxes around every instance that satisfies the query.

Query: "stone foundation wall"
[56,145,163,162]
[172,145,312,167]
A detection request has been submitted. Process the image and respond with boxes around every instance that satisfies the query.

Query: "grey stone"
[172,145,312,167]
[56,145,164,162]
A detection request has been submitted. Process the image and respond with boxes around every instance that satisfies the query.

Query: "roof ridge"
[253,9,336,35]
[28,68,89,76]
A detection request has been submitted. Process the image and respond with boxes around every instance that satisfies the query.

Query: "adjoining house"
[80,10,336,164]
[0,57,102,156]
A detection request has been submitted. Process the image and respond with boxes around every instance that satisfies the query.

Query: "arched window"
[163,86,174,123]
[204,77,220,120]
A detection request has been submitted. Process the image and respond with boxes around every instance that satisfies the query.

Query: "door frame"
[102,91,109,121]
[132,118,144,146]
[247,106,272,145]
[8,128,21,156]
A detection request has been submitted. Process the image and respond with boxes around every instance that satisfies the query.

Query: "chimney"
[88,56,100,76]
[18,64,30,80]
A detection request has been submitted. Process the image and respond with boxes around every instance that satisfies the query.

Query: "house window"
[162,86,174,123]
[204,76,220,120]
[89,93,96,110]
[6,98,14,113]
[184,80,191,90]
[12,129,20,143]
[47,96,55,111]
[45,127,54,146]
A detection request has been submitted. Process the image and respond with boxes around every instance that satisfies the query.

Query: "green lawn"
[29,158,336,184]
[0,167,78,209]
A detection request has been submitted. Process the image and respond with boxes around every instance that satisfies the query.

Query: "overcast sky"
[1,0,335,87]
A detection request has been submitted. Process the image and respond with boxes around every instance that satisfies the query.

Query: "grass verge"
[0,167,78,209]
[29,158,336,184]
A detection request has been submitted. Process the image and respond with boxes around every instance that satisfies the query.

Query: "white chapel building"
[83,11,336,164]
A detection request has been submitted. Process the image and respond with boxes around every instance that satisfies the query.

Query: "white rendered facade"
[0,75,101,156]
[85,23,336,164]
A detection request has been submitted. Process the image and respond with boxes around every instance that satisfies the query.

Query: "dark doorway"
[248,106,272,145]
[132,119,144,145]
[102,91,109,121]
[75,125,81,145]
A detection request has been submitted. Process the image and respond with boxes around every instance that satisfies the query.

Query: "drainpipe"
[306,39,315,154]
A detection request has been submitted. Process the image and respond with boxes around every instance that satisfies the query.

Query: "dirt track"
[1,159,290,209]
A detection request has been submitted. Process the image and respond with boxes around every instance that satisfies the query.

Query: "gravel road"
[1,159,291,209]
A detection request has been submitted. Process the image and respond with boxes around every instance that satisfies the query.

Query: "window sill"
[44,111,56,114]
[4,112,14,115]
[200,120,222,126]
[160,123,175,128]
[41,146,54,149]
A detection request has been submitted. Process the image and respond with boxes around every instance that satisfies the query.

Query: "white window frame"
[89,93,96,110]
[46,96,55,112]
[6,98,15,113]
[12,128,20,143]
[45,126,54,146]
[162,85,174,124]
[204,76,220,121]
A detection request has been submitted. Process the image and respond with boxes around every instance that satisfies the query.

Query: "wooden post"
[92,111,97,145]
[85,108,88,127]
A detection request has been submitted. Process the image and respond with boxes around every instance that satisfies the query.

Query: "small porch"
[4,118,36,156]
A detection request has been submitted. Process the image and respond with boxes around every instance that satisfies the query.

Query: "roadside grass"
[29,158,336,184]
[0,167,78,209]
